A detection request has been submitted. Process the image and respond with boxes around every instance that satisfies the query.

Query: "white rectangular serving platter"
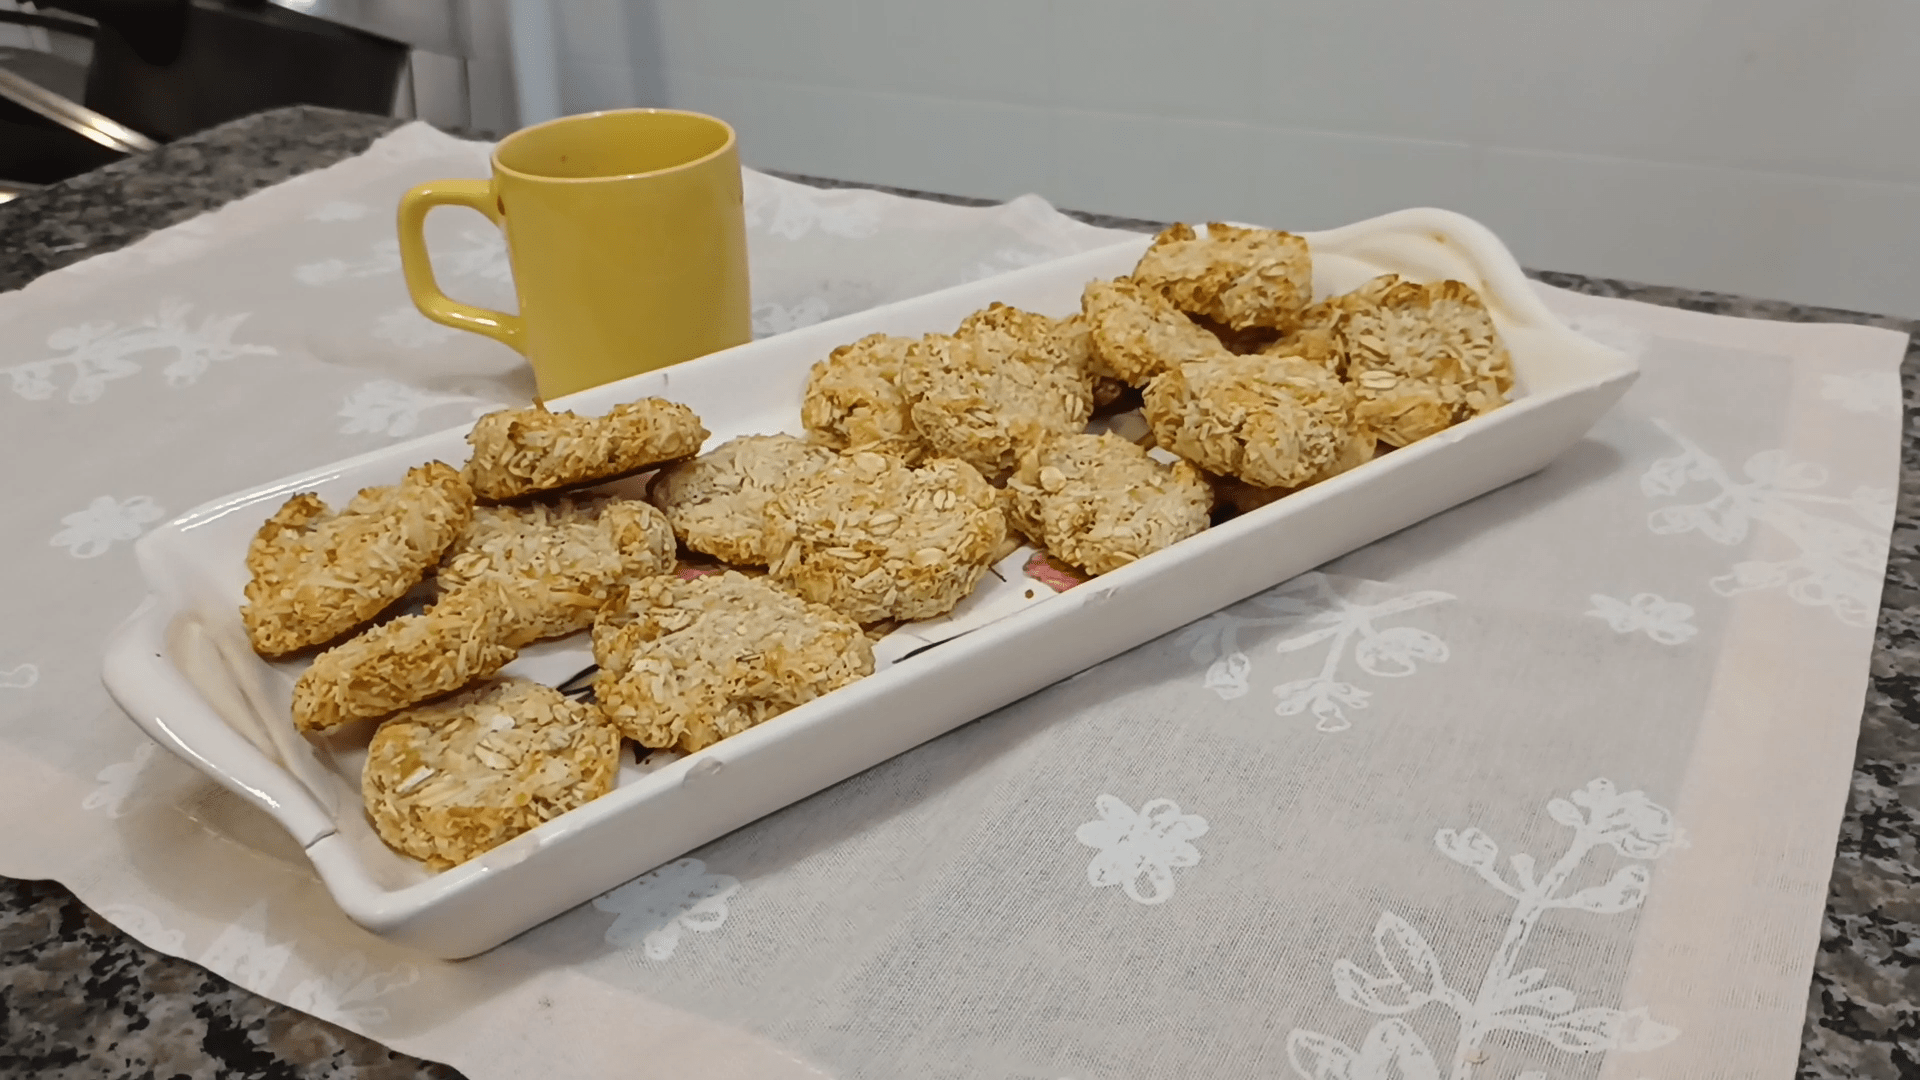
[102,208,1636,958]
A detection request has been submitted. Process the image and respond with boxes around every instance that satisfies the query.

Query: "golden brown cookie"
[1081,277,1232,387]
[765,451,1006,622]
[462,398,708,501]
[1050,311,1096,370]
[362,678,622,871]
[592,572,873,753]
[241,462,474,658]
[1142,353,1371,490]
[956,302,1093,368]
[290,581,519,734]
[898,311,1093,479]
[973,305,1123,419]
[1335,275,1513,446]
[799,333,924,461]
[648,434,837,565]
[1045,307,1134,409]
[1006,433,1212,575]
[1259,296,1345,371]
[1131,222,1314,331]
[437,495,675,646]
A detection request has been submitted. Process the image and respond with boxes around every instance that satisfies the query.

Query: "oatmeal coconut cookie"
[362,678,622,871]
[1131,222,1314,331]
[291,580,519,734]
[898,313,1093,478]
[1026,308,1130,411]
[648,433,837,565]
[1259,295,1345,370]
[1335,275,1514,446]
[462,398,708,501]
[1006,432,1211,575]
[956,302,1092,367]
[966,302,1140,413]
[591,571,872,753]
[1081,277,1231,387]
[1143,353,1372,491]
[241,462,473,657]
[437,495,675,646]
[764,451,1005,622]
[799,333,924,461]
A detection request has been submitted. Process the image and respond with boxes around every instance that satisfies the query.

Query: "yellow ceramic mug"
[397,109,751,400]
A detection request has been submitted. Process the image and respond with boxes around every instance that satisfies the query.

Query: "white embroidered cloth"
[0,123,1900,1080]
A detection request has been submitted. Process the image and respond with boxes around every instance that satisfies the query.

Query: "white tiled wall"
[507,0,1920,316]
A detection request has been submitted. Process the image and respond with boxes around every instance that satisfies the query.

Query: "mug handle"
[396,179,527,353]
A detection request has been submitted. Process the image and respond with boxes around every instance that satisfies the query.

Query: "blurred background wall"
[13,0,1912,315]
[477,0,1920,316]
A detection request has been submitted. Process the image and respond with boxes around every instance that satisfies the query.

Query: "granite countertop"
[1,106,1912,1079]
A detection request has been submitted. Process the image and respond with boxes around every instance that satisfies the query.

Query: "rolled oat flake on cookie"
[462,397,709,501]
[362,677,622,871]
[648,433,837,565]
[591,572,873,753]
[763,451,1006,623]
[241,461,474,657]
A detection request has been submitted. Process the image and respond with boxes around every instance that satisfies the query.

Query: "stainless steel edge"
[0,67,157,154]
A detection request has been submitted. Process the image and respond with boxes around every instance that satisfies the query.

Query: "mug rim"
[492,108,737,184]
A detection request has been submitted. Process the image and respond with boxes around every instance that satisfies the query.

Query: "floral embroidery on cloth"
[594,858,741,961]
[4,300,275,403]
[82,742,156,818]
[50,495,164,559]
[1287,778,1681,1080]
[296,228,508,286]
[1075,794,1208,906]
[1586,592,1697,645]
[200,901,294,991]
[287,952,420,1027]
[338,380,491,438]
[1643,423,1893,626]
[98,904,185,953]
[1177,573,1453,731]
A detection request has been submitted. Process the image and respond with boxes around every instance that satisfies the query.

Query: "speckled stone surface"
[1,108,1912,1079]
[0,879,460,1080]
[0,105,405,292]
